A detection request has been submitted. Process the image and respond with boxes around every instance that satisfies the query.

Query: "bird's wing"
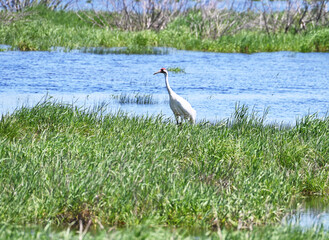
[172,94,196,117]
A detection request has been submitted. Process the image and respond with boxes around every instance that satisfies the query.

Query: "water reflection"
[285,197,329,230]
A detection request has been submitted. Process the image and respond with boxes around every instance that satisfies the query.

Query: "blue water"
[285,197,329,231]
[0,48,328,124]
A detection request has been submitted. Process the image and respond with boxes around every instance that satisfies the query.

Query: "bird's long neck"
[164,72,174,95]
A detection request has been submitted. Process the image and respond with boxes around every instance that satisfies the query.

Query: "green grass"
[1,100,329,234]
[0,6,328,53]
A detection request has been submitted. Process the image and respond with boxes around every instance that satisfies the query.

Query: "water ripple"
[0,50,328,123]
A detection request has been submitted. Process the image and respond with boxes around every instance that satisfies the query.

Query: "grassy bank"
[0,7,328,53]
[2,224,329,240]
[1,100,329,234]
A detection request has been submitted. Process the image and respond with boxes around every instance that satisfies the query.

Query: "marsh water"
[285,197,329,230]
[1,47,328,124]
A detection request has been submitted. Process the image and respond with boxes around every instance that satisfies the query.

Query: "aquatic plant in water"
[111,93,158,104]
[80,46,170,55]
[167,67,186,73]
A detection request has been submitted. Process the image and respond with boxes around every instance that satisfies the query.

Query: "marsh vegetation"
[0,0,328,53]
[0,100,329,238]
[167,67,186,73]
[1,0,329,239]
[110,93,157,104]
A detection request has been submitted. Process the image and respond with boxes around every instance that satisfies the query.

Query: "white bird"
[153,68,196,124]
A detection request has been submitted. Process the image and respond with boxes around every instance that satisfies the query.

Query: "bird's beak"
[153,71,161,75]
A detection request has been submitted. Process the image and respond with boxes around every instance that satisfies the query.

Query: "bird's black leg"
[175,115,180,125]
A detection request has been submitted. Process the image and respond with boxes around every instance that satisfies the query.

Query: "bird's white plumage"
[154,68,196,124]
